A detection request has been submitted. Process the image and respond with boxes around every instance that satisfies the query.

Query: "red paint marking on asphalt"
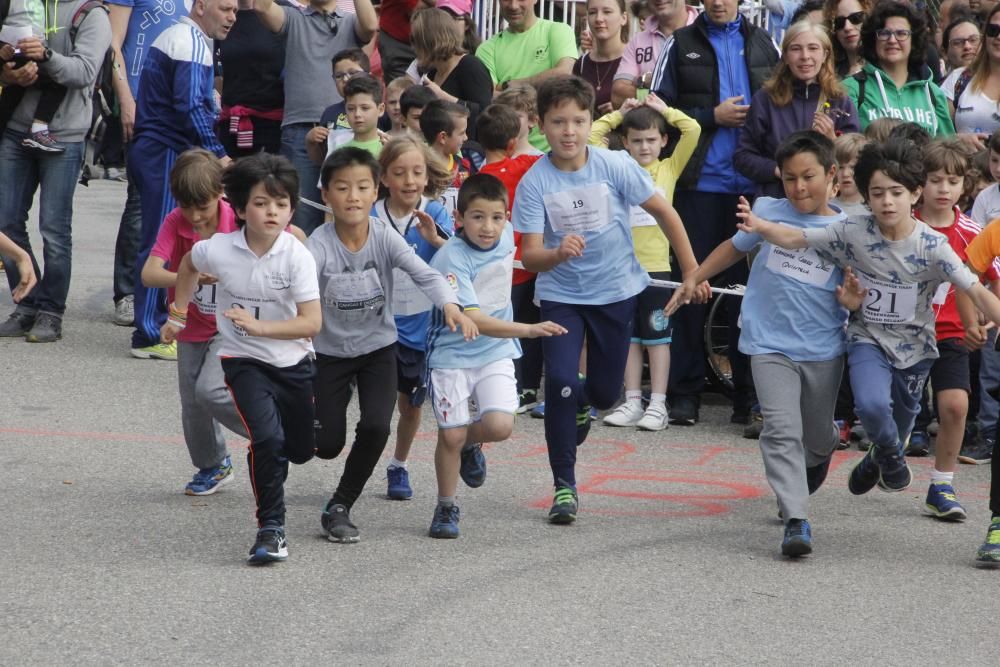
[690,446,726,466]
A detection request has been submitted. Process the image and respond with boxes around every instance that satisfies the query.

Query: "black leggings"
[0,73,68,132]
[314,345,397,509]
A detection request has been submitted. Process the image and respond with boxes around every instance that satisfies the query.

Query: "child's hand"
[160,320,182,345]
[735,196,765,234]
[11,254,37,303]
[556,234,585,262]
[443,303,479,340]
[664,277,705,315]
[413,209,441,244]
[306,126,329,145]
[643,92,667,113]
[619,97,641,113]
[835,266,867,312]
[527,321,568,338]
[223,307,264,336]
[197,272,218,285]
[964,321,993,351]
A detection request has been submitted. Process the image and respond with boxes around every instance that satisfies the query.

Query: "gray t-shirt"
[280,6,360,126]
[830,198,870,226]
[803,215,978,368]
[306,218,456,358]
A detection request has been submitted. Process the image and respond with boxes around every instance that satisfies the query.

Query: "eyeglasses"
[986,23,1000,38]
[950,34,982,48]
[875,28,912,42]
[333,70,363,82]
[833,11,865,31]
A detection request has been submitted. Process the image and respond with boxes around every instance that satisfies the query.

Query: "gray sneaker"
[25,312,62,343]
[113,295,134,326]
[0,310,36,337]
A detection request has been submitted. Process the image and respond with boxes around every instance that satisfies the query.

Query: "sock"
[649,393,666,406]
[437,495,455,507]
[31,121,47,134]
[387,457,407,470]
[930,469,954,485]
[625,390,642,403]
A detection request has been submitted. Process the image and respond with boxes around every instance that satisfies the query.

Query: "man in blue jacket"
[651,0,778,425]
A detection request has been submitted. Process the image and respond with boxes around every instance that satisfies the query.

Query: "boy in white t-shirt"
[161,153,322,565]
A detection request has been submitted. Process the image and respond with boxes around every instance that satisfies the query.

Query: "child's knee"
[481,413,515,442]
[937,390,969,426]
[438,427,466,450]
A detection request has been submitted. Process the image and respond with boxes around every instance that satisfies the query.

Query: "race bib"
[931,281,950,306]
[392,267,433,317]
[543,183,611,235]
[324,268,385,314]
[439,187,459,220]
[193,282,218,316]
[628,187,664,228]
[764,246,836,288]
[473,251,514,312]
[857,271,917,324]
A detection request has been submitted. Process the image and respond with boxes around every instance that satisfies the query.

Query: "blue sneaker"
[530,401,545,419]
[848,448,880,495]
[781,519,812,557]
[924,482,967,521]
[386,466,413,500]
[548,485,579,524]
[976,518,1000,563]
[876,444,912,492]
[906,430,930,457]
[247,525,287,564]
[428,504,460,539]
[184,456,234,496]
[460,443,487,488]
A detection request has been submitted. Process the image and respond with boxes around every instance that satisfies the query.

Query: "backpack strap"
[851,70,868,113]
[954,68,974,104]
[70,0,109,42]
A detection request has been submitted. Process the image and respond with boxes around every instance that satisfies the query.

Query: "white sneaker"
[636,403,669,431]
[603,400,644,427]
[114,295,134,326]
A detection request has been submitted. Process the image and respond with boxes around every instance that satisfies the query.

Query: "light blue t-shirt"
[427,225,521,369]
[732,197,848,361]
[107,0,189,97]
[512,147,655,305]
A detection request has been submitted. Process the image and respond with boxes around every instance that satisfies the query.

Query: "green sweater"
[843,62,955,136]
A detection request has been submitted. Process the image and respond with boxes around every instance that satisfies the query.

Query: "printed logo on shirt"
[445,273,459,292]
[324,264,386,315]
[535,46,549,62]
[685,52,700,59]
[267,271,292,290]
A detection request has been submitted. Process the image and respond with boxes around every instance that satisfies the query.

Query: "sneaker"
[530,401,545,419]
[742,412,763,440]
[958,434,993,465]
[247,526,287,564]
[876,444,912,492]
[320,502,360,543]
[636,402,669,431]
[459,443,487,488]
[851,424,871,451]
[669,396,698,426]
[976,517,1000,563]
[386,466,413,500]
[130,341,177,360]
[0,310,36,337]
[428,503,461,539]
[924,482,967,521]
[848,447,881,495]
[603,400,644,427]
[184,456,234,496]
[24,312,62,343]
[113,295,134,327]
[22,129,66,153]
[548,485,579,524]
[516,389,539,414]
[806,456,832,495]
[576,406,592,445]
[906,430,930,457]
[105,167,126,181]
[781,519,813,557]
[835,420,851,450]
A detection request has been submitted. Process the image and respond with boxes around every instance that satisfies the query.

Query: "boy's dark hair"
[320,146,381,189]
[536,75,595,120]
[331,48,370,72]
[774,130,836,172]
[343,74,383,105]
[222,153,300,227]
[790,0,824,24]
[861,1,928,75]
[170,148,224,207]
[476,104,522,151]
[887,122,932,148]
[419,99,469,144]
[621,106,668,137]
[988,128,1000,154]
[923,138,970,177]
[457,173,508,214]
[399,85,437,118]
[854,138,926,201]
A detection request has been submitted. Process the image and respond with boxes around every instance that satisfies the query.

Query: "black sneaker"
[876,445,912,492]
[22,129,66,153]
[669,396,698,426]
[848,447,880,495]
[905,430,930,457]
[516,389,539,414]
[958,432,993,465]
[0,310,35,337]
[742,412,763,439]
[576,406,592,445]
[24,312,61,343]
[548,485,579,524]
[807,456,832,495]
[247,526,288,564]
[321,502,360,543]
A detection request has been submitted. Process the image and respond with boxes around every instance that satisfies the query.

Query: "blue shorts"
[632,271,673,346]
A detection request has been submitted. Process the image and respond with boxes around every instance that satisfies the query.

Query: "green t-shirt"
[344,137,383,158]
[475,18,578,86]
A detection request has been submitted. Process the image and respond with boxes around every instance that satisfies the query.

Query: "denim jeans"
[280,122,323,236]
[112,155,142,303]
[0,130,84,316]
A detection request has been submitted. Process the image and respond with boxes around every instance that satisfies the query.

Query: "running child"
[591,92,700,431]
[307,147,476,543]
[426,173,567,538]
[513,75,707,524]
[161,153,322,565]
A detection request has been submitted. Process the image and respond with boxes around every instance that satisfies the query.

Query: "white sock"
[624,390,642,403]
[649,393,666,406]
[387,457,408,470]
[437,495,455,507]
[31,122,47,134]
[930,469,954,485]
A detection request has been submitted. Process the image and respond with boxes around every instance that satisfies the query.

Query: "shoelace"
[554,488,576,505]
[986,521,1000,545]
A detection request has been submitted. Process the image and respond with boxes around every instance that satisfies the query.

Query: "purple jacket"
[734,81,859,198]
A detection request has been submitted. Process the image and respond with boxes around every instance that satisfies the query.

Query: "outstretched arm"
[665,240,745,315]
[735,196,809,250]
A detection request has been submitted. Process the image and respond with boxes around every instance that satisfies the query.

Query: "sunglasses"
[833,11,865,31]
[987,23,1000,38]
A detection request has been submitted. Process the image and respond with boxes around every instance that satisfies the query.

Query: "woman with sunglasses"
[734,20,859,198]
[941,6,1000,150]
[843,0,955,135]
[825,0,870,77]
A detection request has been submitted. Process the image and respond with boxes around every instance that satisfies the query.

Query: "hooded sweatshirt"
[843,61,954,136]
[5,0,111,142]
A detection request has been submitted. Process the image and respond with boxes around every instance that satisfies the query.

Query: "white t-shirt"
[942,67,1000,134]
[972,182,1000,227]
[190,228,320,368]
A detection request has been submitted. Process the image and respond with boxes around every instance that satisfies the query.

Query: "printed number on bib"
[325,268,386,314]
[764,246,835,287]
[931,281,950,306]
[473,251,514,312]
[543,183,611,235]
[628,186,665,228]
[194,283,218,316]
[856,271,917,324]
[392,268,433,317]
[228,302,260,337]
[439,188,459,220]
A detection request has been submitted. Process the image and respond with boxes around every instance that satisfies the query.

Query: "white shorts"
[430,358,518,428]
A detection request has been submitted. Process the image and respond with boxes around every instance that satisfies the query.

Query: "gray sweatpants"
[752,353,842,522]
[178,337,246,470]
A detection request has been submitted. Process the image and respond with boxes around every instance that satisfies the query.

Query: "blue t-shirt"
[512,147,655,304]
[107,0,188,97]
[372,196,454,351]
[427,224,521,369]
[731,197,848,361]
